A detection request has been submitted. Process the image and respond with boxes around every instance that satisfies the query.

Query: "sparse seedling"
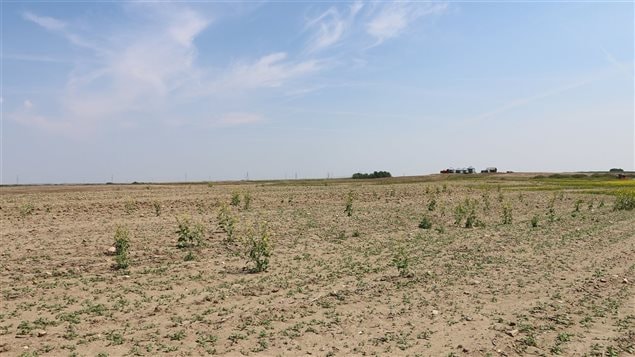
[175,217,204,249]
[427,199,436,211]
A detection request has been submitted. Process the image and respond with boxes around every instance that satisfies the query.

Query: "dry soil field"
[1,174,634,357]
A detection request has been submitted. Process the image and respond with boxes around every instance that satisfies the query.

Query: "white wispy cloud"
[305,1,363,53]
[366,2,447,45]
[223,52,322,89]
[14,4,323,134]
[216,112,264,126]
[23,12,67,31]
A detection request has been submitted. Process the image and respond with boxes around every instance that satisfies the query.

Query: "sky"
[1,1,634,184]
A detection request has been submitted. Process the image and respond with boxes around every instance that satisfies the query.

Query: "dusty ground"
[1,175,634,356]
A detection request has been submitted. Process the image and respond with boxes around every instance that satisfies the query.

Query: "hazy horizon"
[2,1,634,185]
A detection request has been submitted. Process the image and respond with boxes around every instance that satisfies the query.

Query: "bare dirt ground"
[1,175,634,356]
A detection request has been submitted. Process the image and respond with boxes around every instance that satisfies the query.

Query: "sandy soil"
[1,176,633,356]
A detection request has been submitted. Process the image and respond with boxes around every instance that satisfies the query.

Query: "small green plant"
[574,199,583,212]
[418,215,432,229]
[502,204,513,225]
[175,217,204,249]
[124,199,137,214]
[113,226,130,270]
[547,201,556,223]
[184,251,195,261]
[244,222,272,273]
[230,192,241,206]
[19,203,34,217]
[427,199,436,211]
[454,199,481,228]
[153,201,161,216]
[217,204,237,241]
[613,190,635,211]
[482,191,491,211]
[344,190,354,217]
[393,247,411,277]
[530,215,539,228]
[243,192,252,210]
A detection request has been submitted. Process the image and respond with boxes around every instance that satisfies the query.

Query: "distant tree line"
[352,171,392,179]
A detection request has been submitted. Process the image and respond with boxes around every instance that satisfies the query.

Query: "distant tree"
[352,171,392,179]
[609,168,624,173]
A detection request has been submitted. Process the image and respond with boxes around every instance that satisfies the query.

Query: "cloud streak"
[366,2,447,45]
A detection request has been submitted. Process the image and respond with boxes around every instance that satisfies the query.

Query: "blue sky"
[2,1,633,184]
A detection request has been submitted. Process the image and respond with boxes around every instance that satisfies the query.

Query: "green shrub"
[124,200,137,214]
[393,247,411,277]
[113,226,130,270]
[245,222,272,273]
[344,191,354,217]
[230,192,241,207]
[153,201,161,216]
[574,199,583,212]
[19,203,34,217]
[217,204,237,241]
[184,251,195,261]
[427,199,436,211]
[502,204,513,225]
[418,216,432,229]
[614,190,635,211]
[176,217,204,249]
[243,192,252,210]
[530,215,539,228]
[454,199,481,228]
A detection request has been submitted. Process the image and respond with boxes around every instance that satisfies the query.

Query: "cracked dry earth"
[1,177,634,356]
